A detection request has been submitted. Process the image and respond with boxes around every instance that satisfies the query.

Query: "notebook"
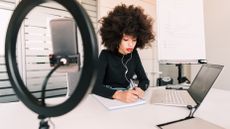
[151,64,223,107]
[92,94,146,110]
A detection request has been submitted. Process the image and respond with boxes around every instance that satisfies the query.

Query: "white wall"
[202,0,230,90]
[156,0,230,90]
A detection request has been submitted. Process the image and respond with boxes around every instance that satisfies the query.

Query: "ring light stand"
[5,0,98,128]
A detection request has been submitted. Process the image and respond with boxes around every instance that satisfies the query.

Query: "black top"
[92,49,149,99]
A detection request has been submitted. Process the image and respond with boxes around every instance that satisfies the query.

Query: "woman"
[92,4,155,103]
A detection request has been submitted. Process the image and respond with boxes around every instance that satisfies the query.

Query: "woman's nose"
[128,40,135,47]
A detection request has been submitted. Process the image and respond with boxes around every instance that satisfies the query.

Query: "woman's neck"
[118,49,126,55]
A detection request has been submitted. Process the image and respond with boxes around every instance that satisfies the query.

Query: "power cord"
[39,58,67,129]
[41,61,63,106]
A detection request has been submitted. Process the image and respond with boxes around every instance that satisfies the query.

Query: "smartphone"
[49,18,80,72]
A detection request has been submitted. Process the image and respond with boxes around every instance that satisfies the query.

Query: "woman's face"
[118,34,137,55]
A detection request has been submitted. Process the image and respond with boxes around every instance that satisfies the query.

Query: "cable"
[41,62,63,106]
[121,53,132,84]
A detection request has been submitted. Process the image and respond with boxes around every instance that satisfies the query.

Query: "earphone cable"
[121,53,132,84]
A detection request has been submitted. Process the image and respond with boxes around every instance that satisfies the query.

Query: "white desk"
[1,87,230,129]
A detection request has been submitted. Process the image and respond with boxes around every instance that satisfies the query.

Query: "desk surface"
[1,87,230,129]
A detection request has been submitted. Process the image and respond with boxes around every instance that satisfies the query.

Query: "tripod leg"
[39,119,49,129]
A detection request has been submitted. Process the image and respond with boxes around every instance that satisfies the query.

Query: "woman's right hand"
[112,90,140,103]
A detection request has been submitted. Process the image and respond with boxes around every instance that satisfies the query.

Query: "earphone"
[121,53,132,84]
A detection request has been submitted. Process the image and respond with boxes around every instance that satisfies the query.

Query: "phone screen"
[49,18,79,72]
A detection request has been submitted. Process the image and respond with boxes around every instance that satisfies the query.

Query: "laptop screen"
[188,64,223,105]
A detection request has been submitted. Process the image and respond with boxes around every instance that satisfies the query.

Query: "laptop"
[151,64,223,107]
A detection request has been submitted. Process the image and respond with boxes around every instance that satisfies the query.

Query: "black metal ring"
[5,0,98,117]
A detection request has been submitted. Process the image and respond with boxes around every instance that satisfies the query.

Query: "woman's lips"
[126,48,133,52]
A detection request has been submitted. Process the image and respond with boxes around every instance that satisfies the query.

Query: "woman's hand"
[112,88,144,103]
[133,87,144,99]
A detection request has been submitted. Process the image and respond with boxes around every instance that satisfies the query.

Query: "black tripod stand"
[39,115,50,129]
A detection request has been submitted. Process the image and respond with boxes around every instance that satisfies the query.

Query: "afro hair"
[99,4,155,52]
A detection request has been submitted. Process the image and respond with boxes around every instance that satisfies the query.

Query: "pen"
[129,80,145,100]
[129,79,136,90]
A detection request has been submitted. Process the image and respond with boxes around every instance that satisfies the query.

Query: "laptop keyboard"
[151,89,195,106]
[164,90,191,104]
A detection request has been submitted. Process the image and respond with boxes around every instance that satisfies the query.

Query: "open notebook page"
[92,94,146,110]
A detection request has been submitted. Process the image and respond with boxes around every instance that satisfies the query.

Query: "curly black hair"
[99,4,155,52]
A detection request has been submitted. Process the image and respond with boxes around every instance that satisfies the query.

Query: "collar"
[114,50,133,57]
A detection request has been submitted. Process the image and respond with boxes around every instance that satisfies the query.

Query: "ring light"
[5,0,98,117]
